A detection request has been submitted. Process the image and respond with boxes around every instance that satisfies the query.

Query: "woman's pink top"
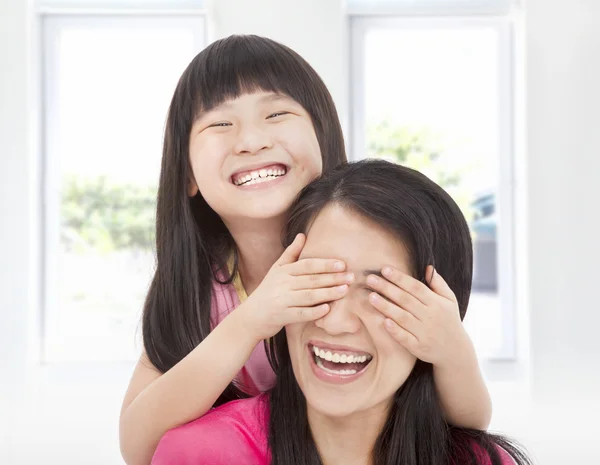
[210,272,276,395]
[152,395,270,465]
[151,395,518,465]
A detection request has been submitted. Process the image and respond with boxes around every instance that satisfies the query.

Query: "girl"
[120,35,492,465]
[151,159,531,465]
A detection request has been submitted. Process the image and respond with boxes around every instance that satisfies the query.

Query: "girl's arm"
[433,338,492,429]
[120,240,351,465]
[119,309,259,465]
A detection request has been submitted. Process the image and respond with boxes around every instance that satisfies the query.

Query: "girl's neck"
[224,215,286,295]
[307,401,391,465]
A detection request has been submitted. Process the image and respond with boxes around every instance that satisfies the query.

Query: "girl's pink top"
[210,274,276,395]
[151,395,518,465]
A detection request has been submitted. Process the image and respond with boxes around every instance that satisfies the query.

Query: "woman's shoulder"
[151,395,270,465]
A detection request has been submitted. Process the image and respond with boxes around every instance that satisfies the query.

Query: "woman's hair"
[267,159,532,465]
[142,35,346,405]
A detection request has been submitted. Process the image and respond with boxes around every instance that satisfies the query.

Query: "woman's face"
[286,204,418,419]
[187,91,322,222]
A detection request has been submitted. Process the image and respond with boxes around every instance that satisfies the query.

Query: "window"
[350,15,516,359]
[42,13,206,363]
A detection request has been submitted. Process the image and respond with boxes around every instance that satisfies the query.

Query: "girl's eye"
[267,111,289,119]
[208,122,231,128]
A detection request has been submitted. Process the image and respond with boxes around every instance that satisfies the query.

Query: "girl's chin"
[221,205,292,222]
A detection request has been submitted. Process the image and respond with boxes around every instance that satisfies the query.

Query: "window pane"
[43,17,204,362]
[361,26,504,357]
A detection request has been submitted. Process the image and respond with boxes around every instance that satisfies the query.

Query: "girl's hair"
[267,159,532,465]
[142,35,346,405]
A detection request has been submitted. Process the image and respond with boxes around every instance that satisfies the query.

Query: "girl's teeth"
[233,167,286,185]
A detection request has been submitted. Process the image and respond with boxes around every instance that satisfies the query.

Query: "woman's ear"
[187,176,199,197]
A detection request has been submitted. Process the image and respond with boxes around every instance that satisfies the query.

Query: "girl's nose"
[234,124,273,155]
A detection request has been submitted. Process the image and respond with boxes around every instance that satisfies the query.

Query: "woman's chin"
[301,384,371,419]
[305,394,363,419]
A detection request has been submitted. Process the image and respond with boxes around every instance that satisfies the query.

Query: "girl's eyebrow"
[258,93,293,105]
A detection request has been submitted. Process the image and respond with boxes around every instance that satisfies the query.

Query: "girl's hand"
[240,234,353,342]
[367,265,471,367]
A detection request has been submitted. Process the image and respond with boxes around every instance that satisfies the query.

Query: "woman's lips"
[307,344,372,385]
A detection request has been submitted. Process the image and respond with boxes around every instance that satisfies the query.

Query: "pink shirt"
[152,395,270,465]
[210,275,276,395]
[152,395,517,465]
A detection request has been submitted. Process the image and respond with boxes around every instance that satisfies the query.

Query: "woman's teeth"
[312,345,372,376]
[312,346,370,364]
[233,167,286,186]
[316,358,358,375]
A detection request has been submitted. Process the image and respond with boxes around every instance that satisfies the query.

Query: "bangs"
[191,35,317,116]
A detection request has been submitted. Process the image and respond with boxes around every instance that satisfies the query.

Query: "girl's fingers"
[287,257,346,276]
[291,285,349,307]
[285,304,331,324]
[380,266,433,305]
[367,274,426,319]
[383,318,419,353]
[276,234,306,266]
[426,266,457,302]
[292,272,354,290]
[369,292,421,336]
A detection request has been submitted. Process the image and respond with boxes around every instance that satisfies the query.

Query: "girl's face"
[188,91,322,222]
[286,205,418,420]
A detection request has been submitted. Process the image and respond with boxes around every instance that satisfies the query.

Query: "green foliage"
[366,121,474,222]
[61,175,156,253]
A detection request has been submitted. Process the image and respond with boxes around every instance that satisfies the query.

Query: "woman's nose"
[315,295,362,335]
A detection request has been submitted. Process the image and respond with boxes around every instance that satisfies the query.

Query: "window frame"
[38,6,206,376]
[349,14,518,362]
[346,0,514,17]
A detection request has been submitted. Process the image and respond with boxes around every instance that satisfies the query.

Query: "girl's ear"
[187,175,199,197]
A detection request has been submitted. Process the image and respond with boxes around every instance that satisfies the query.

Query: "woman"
[151,159,531,465]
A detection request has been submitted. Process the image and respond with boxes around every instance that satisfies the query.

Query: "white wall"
[1,0,600,464]
[0,0,33,462]
[524,0,600,462]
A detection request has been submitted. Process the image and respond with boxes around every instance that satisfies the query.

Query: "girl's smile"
[230,162,289,188]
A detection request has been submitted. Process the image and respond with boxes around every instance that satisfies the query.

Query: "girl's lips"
[307,345,372,385]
